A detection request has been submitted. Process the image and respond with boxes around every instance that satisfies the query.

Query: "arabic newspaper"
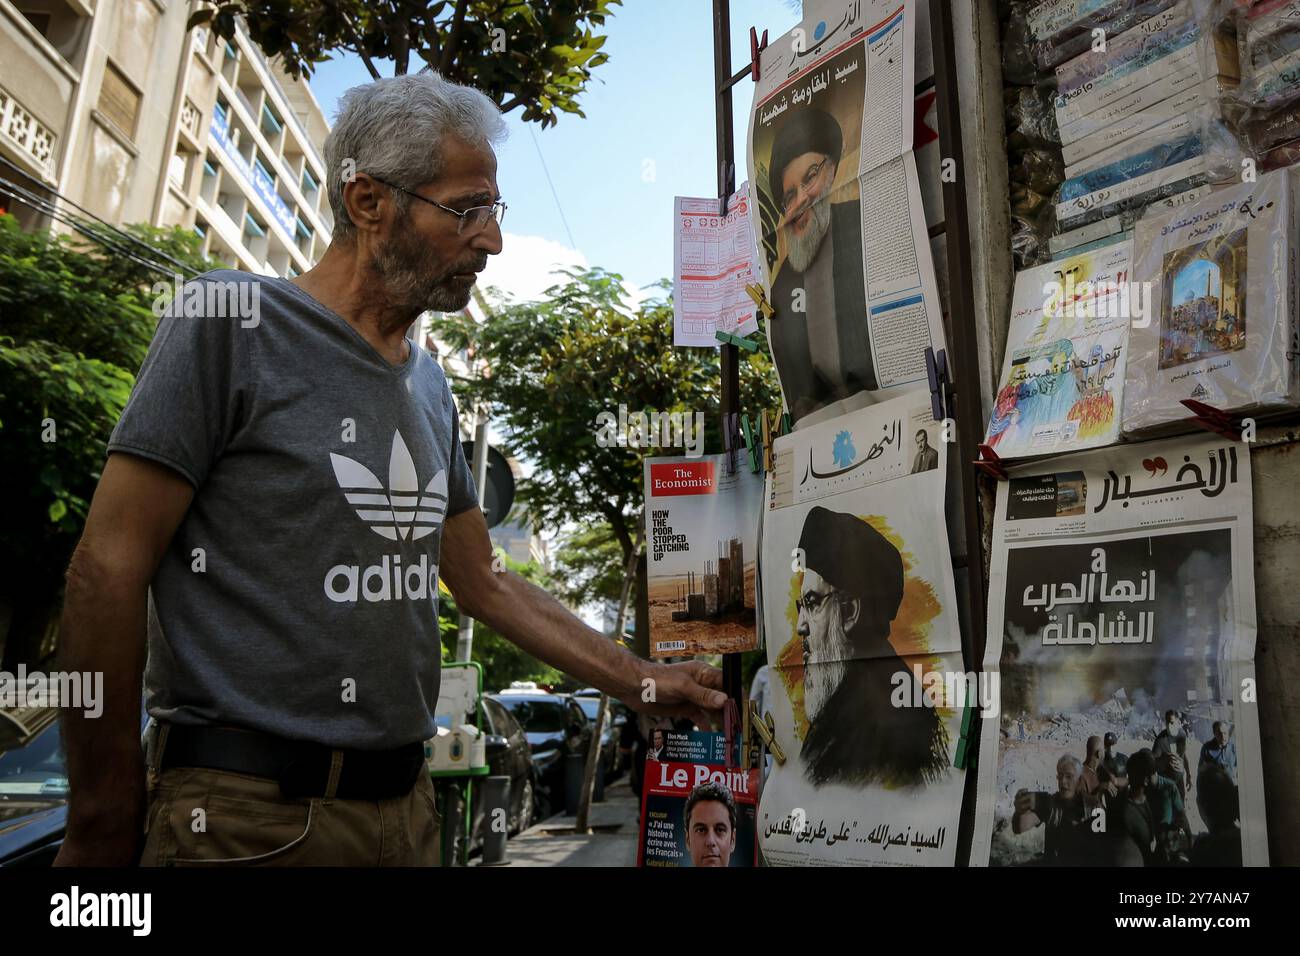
[637,730,760,868]
[758,395,966,865]
[985,240,1134,459]
[672,183,761,347]
[747,0,947,427]
[972,434,1267,866]
[643,455,762,658]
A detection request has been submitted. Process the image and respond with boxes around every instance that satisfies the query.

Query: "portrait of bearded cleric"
[765,107,877,423]
[794,506,949,789]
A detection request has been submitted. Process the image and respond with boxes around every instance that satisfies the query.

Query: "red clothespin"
[1180,399,1244,442]
[723,698,741,768]
[750,27,769,81]
[975,442,1009,481]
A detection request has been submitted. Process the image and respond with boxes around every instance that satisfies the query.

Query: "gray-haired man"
[54,73,725,867]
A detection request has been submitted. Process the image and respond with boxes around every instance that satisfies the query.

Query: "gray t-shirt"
[109,269,479,749]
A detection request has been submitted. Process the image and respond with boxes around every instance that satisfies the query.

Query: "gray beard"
[804,608,854,722]
[373,229,478,314]
[785,197,832,273]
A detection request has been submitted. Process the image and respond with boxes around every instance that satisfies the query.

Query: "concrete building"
[0,0,331,272]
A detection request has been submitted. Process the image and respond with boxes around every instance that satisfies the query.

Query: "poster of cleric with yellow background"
[758,396,967,865]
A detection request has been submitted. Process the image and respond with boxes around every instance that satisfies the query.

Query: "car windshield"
[0,724,68,798]
[576,698,601,720]
[495,698,565,733]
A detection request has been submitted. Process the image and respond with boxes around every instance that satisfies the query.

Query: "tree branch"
[498,95,522,113]
[439,0,469,74]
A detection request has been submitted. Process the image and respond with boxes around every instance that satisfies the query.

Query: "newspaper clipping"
[673,183,761,347]
[972,434,1268,866]
[747,0,947,426]
[757,394,966,865]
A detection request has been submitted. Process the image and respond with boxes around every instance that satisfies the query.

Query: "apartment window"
[252,154,274,186]
[260,104,283,137]
[243,212,266,239]
[97,60,140,138]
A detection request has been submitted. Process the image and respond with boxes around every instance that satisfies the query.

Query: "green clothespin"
[739,413,761,473]
[953,682,977,770]
[714,330,759,352]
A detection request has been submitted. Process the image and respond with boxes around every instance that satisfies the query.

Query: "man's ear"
[840,596,861,632]
[342,173,386,235]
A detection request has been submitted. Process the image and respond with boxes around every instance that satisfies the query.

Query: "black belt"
[159,723,426,800]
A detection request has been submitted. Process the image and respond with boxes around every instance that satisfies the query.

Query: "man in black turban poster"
[767,107,876,421]
[795,506,948,788]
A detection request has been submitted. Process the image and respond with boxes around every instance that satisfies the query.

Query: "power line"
[527,125,578,251]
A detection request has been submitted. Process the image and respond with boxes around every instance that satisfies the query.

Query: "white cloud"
[479,232,650,309]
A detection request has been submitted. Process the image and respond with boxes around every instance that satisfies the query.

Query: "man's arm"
[439,507,726,728]
[53,454,195,866]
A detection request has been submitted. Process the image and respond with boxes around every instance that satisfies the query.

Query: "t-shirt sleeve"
[107,276,247,487]
[445,395,480,518]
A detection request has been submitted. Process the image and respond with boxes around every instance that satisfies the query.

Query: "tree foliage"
[189,0,619,127]
[0,216,210,603]
[438,267,781,648]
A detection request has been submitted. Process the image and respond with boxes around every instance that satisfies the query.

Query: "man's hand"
[620,659,727,729]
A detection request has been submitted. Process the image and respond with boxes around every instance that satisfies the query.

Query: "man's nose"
[471,218,504,256]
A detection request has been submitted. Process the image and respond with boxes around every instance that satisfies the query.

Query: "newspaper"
[643,455,762,658]
[757,394,966,865]
[672,183,761,347]
[747,0,947,427]
[972,434,1267,866]
[985,241,1134,459]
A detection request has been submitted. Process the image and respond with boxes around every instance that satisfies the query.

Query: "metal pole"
[712,0,744,710]
[456,413,491,661]
[479,775,512,866]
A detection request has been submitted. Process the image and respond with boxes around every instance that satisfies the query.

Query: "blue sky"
[306,0,801,298]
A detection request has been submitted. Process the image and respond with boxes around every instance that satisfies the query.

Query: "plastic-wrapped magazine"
[971,434,1267,867]
[986,241,1134,458]
[1029,0,1182,71]
[1234,0,1300,108]
[1122,166,1300,435]
[1050,184,1211,256]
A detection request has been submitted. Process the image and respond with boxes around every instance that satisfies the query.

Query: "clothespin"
[723,698,740,769]
[749,27,769,81]
[761,410,775,472]
[718,162,735,216]
[953,682,978,770]
[974,442,1009,481]
[781,412,792,436]
[745,283,774,323]
[714,329,759,352]
[723,410,741,475]
[924,346,952,422]
[738,412,761,473]
[1180,399,1244,442]
[748,701,785,764]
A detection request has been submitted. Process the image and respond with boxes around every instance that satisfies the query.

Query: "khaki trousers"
[139,726,442,867]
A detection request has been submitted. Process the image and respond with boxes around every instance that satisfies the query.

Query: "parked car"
[0,704,149,866]
[573,695,622,782]
[489,692,593,818]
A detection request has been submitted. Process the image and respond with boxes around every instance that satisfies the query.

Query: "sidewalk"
[493,778,640,867]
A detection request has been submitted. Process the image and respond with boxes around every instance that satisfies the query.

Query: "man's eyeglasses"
[796,589,833,614]
[781,157,830,214]
[368,174,507,235]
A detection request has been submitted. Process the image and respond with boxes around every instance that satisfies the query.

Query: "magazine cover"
[637,729,760,868]
[986,240,1134,458]
[643,455,762,658]
[1123,167,1300,435]
[757,394,966,865]
[972,435,1268,866]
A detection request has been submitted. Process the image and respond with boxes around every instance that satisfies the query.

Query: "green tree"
[437,553,566,690]
[189,0,619,127]
[439,267,780,655]
[549,523,625,611]
[0,216,210,666]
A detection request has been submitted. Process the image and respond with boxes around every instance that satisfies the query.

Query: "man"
[1121,748,1191,865]
[766,108,875,422]
[683,781,737,867]
[647,727,668,762]
[1080,735,1116,797]
[1153,710,1192,800]
[909,429,938,474]
[1198,721,1236,784]
[795,506,948,788]
[1190,763,1241,866]
[1011,754,1100,865]
[53,73,725,867]
[1102,731,1129,792]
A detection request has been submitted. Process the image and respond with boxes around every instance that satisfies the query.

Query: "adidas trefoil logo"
[330,429,448,541]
